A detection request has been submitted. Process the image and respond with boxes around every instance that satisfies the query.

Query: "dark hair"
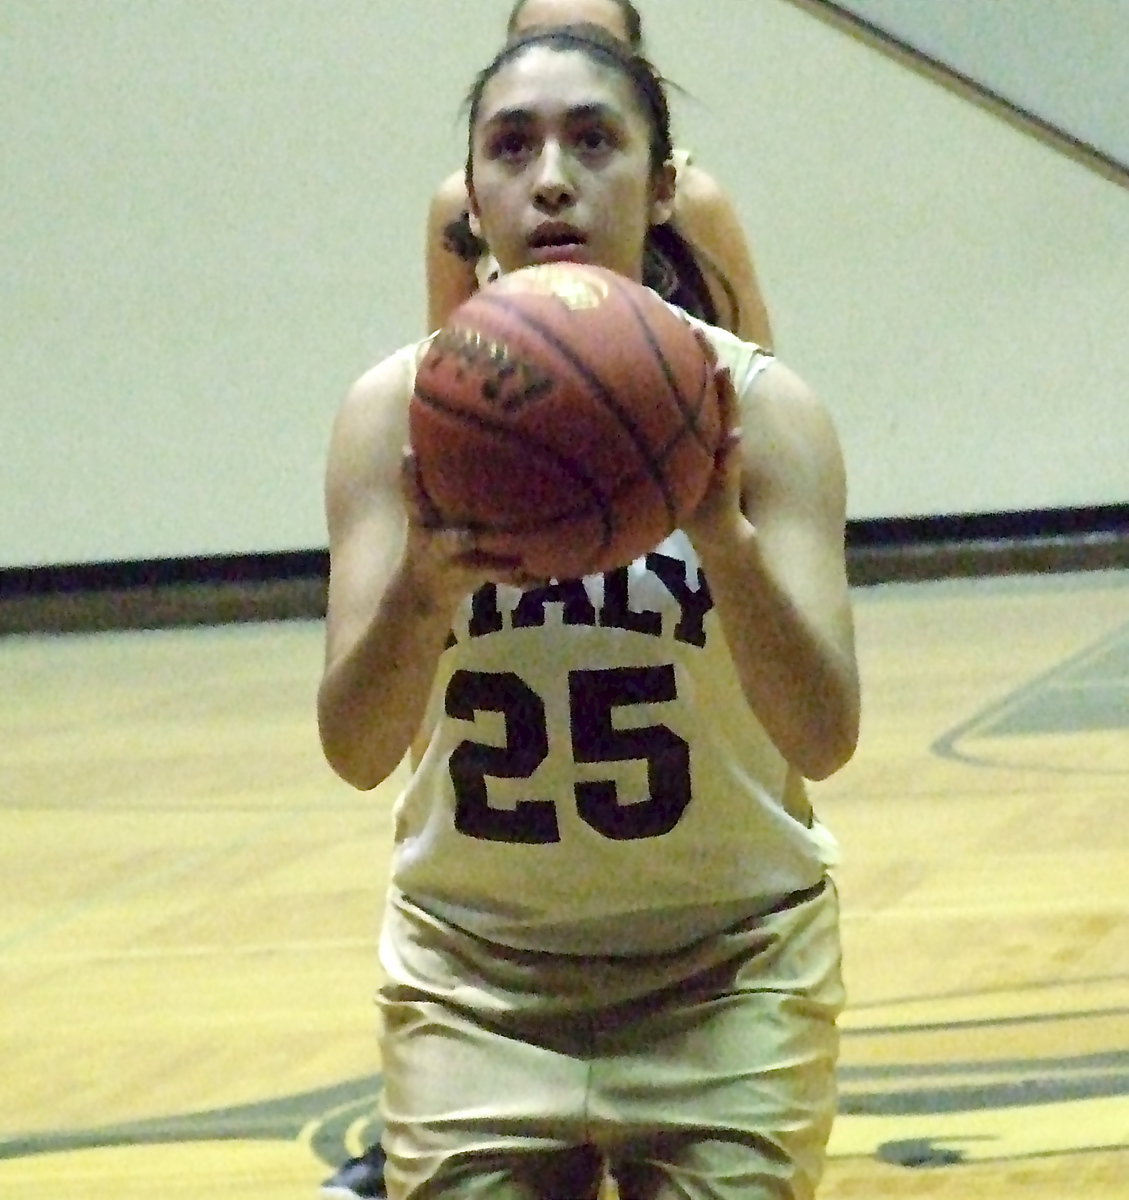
[466,26,671,177]
[505,0,644,51]
[446,26,736,329]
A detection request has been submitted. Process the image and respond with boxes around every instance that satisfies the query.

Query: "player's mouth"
[527,223,590,262]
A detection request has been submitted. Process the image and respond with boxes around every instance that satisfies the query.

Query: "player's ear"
[649,160,677,226]
[467,185,483,239]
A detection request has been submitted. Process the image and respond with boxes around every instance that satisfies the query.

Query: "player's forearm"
[318,570,457,790]
[695,522,859,781]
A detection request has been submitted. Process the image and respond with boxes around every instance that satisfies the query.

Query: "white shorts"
[377,879,843,1200]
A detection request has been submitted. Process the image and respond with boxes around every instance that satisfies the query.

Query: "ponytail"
[644,222,741,332]
[441,211,485,262]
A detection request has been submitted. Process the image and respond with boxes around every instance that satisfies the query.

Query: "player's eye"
[490,130,533,161]
[575,127,613,154]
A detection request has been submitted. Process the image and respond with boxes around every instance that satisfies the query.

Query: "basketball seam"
[472,291,679,526]
[618,289,715,453]
[411,384,615,548]
[613,289,716,511]
[411,466,444,527]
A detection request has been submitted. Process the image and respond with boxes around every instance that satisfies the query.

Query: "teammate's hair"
[449,26,738,329]
[505,0,644,51]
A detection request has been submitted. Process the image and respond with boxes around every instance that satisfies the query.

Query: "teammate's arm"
[425,170,479,333]
[674,163,774,348]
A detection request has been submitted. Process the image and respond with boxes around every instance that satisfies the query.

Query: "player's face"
[510,0,631,43]
[468,48,673,283]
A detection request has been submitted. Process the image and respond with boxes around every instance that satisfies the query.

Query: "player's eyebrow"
[482,106,536,129]
[564,102,622,125]
[482,102,623,129]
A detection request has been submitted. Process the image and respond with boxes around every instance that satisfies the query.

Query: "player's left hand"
[682,343,745,550]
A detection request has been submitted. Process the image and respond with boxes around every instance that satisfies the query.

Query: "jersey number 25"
[446,664,691,843]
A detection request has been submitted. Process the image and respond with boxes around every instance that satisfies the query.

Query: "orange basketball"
[409,263,721,579]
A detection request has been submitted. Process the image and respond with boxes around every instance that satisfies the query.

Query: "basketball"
[409,263,722,579]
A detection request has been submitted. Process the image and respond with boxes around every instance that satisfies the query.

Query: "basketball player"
[318,25,858,1200]
[427,0,774,346]
[323,10,775,1197]
[330,4,773,1188]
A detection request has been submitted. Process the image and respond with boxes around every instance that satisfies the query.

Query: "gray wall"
[828,0,1129,167]
[3,0,1127,569]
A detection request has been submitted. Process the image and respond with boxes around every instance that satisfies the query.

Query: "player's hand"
[683,348,746,551]
[399,450,535,594]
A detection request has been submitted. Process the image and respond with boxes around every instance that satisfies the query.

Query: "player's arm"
[425,169,479,332]
[317,357,466,790]
[685,362,859,781]
[674,163,774,348]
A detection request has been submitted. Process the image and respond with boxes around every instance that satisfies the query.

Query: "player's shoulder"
[429,168,470,221]
[671,153,716,198]
[676,309,826,426]
[670,154,730,213]
[679,310,774,388]
[355,338,430,395]
[671,145,693,174]
[338,338,429,436]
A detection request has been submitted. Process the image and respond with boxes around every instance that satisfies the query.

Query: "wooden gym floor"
[1,567,1126,1198]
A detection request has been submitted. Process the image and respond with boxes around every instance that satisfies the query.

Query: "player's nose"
[532,142,575,211]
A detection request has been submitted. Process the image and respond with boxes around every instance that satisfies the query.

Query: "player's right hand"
[399,449,533,594]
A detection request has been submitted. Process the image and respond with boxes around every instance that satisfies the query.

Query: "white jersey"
[389,320,839,956]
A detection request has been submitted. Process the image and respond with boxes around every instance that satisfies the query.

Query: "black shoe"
[319,1143,387,1199]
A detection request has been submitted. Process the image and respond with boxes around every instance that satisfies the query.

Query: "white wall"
[3,0,1126,569]
[654,0,1129,522]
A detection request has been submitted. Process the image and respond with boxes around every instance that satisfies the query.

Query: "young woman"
[426,0,774,347]
[319,26,857,1200]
